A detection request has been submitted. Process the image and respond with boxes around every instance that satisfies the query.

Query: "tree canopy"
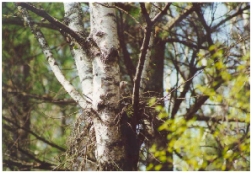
[2,2,250,171]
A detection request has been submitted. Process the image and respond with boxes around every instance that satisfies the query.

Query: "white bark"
[90,3,125,170]
[19,2,131,170]
[64,3,93,101]
[18,5,92,111]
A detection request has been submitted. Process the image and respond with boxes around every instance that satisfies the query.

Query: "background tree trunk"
[2,2,250,171]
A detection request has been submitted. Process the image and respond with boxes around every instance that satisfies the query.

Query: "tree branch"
[3,159,53,171]
[3,159,67,171]
[193,4,213,46]
[16,3,102,123]
[99,3,142,29]
[140,3,152,25]
[16,3,88,51]
[163,5,195,31]
[3,118,66,152]
[184,81,223,121]
[164,38,207,49]
[171,51,199,119]
[133,3,169,123]
[3,87,76,105]
[182,4,225,121]
[139,32,154,96]
[2,17,57,30]
[64,2,93,101]
[195,115,248,123]
[151,3,171,24]
[117,11,135,83]
[211,4,250,32]
[132,21,152,127]
[17,4,90,109]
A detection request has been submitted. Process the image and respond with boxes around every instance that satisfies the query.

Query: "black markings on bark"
[99,93,106,100]
[104,66,110,71]
[103,77,113,81]
[63,17,70,25]
[115,81,120,86]
[81,76,92,82]
[97,101,105,111]
[86,36,101,57]
[102,80,112,87]
[108,140,124,148]
[106,93,116,98]
[96,31,105,37]
[106,13,115,17]
[100,47,119,63]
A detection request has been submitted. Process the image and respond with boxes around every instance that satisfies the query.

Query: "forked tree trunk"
[16,2,146,170]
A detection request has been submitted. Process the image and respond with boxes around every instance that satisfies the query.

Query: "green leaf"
[155,105,163,112]
[148,97,156,106]
[154,164,162,171]
[146,163,154,170]
[129,6,140,18]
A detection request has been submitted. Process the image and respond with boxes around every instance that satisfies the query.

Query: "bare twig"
[163,5,195,31]
[16,3,88,51]
[3,87,76,105]
[212,4,250,32]
[16,3,102,123]
[151,3,171,24]
[117,11,135,82]
[3,118,66,151]
[140,3,151,25]
[132,2,170,126]
[195,115,247,123]
[132,15,152,127]
[3,17,57,30]
[96,2,143,30]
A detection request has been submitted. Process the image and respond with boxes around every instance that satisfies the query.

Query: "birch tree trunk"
[64,3,93,101]
[63,3,95,170]
[8,2,250,171]
[15,2,174,171]
[89,3,128,170]
[17,2,130,170]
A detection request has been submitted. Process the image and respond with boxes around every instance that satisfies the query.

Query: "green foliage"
[2,2,77,171]
[128,5,140,18]
[149,50,250,170]
[2,2,250,171]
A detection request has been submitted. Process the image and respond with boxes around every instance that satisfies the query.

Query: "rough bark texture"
[90,3,128,170]
[20,6,80,104]
[10,2,250,171]
[64,3,93,100]
[63,3,96,170]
